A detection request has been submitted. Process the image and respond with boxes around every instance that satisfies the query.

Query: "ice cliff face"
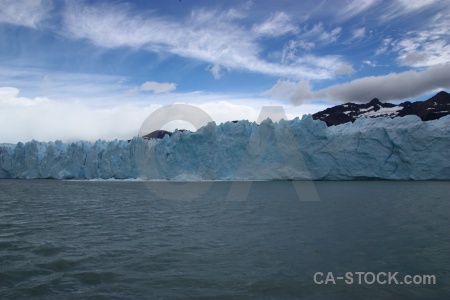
[0,115,449,180]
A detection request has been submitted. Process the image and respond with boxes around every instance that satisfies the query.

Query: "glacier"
[0,115,449,180]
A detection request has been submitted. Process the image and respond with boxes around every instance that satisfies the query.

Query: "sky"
[1,0,450,143]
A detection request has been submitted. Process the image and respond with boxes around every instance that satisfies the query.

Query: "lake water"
[1,180,449,299]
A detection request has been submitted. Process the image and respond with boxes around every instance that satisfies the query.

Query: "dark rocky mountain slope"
[312,91,450,126]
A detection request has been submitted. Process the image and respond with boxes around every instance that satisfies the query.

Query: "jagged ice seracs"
[0,115,449,180]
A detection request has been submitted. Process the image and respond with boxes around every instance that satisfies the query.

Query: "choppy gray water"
[1,180,449,299]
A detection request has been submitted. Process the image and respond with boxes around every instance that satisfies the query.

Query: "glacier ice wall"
[0,115,449,180]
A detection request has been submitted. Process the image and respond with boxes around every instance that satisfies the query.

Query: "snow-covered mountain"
[1,114,449,180]
[313,91,450,126]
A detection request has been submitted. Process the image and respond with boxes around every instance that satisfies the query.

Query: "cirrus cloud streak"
[62,2,351,80]
[138,81,177,94]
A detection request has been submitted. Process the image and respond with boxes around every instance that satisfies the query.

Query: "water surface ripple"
[0,180,449,299]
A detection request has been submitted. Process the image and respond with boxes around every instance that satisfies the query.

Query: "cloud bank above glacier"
[0,86,329,143]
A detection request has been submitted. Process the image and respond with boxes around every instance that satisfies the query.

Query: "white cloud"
[265,64,450,104]
[0,86,50,106]
[334,65,355,75]
[317,64,450,102]
[375,37,394,56]
[0,87,161,143]
[264,80,314,105]
[301,23,342,44]
[403,51,429,65]
[265,80,302,99]
[396,0,437,11]
[280,40,313,64]
[198,101,261,124]
[276,39,354,77]
[61,2,349,80]
[252,11,298,37]
[206,64,223,80]
[393,14,450,67]
[0,0,51,28]
[378,0,450,24]
[0,67,133,107]
[337,0,379,20]
[0,86,329,143]
[381,0,439,20]
[139,81,176,94]
[351,27,366,40]
[363,60,378,67]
